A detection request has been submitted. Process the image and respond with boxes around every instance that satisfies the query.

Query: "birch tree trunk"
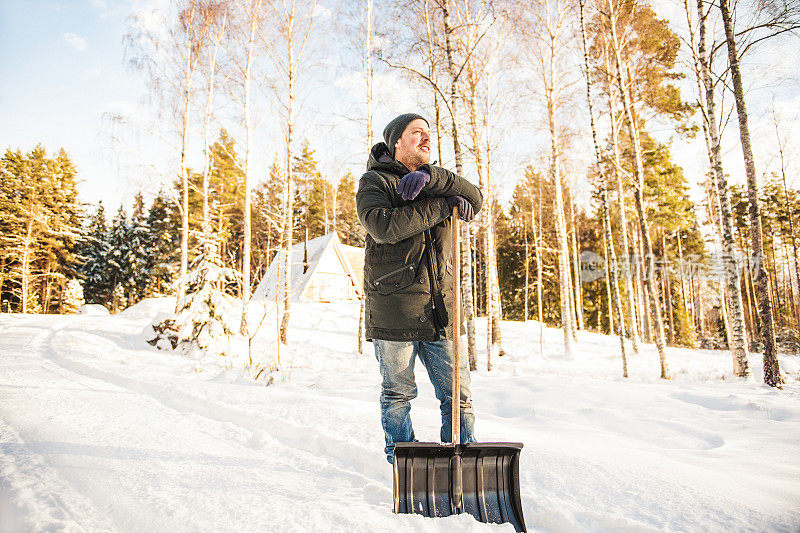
[358,0,373,355]
[662,232,675,345]
[177,3,199,305]
[580,0,627,372]
[719,0,782,386]
[570,200,584,331]
[441,0,479,369]
[21,220,34,314]
[608,0,669,378]
[201,9,226,255]
[540,0,574,355]
[485,133,504,359]
[633,220,650,342]
[280,25,296,344]
[524,218,529,322]
[442,0,462,175]
[533,205,545,354]
[240,5,258,336]
[465,63,489,370]
[603,46,640,353]
[423,0,443,165]
[695,0,750,375]
[773,109,800,329]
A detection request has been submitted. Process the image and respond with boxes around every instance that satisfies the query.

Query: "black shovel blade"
[393,442,526,532]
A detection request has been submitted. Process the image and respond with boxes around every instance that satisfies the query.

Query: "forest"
[1,0,798,387]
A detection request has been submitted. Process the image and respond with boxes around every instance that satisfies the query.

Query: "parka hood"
[367,142,408,174]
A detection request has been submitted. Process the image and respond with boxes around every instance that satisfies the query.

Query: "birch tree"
[580,0,628,373]
[718,0,783,386]
[528,0,575,355]
[771,107,800,330]
[605,69,640,353]
[124,1,205,304]
[457,0,505,366]
[199,3,228,252]
[684,0,749,375]
[357,0,374,355]
[264,0,318,343]
[605,0,669,377]
[228,0,268,336]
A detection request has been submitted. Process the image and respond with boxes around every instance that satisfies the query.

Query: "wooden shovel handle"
[451,205,460,445]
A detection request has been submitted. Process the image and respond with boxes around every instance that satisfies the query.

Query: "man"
[356,113,483,463]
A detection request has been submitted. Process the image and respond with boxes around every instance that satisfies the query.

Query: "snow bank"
[77,304,109,316]
[117,297,176,320]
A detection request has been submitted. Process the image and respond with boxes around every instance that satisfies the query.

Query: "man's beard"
[407,148,431,168]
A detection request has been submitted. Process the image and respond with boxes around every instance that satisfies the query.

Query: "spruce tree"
[209,130,245,268]
[78,202,113,306]
[171,249,243,360]
[145,192,180,296]
[292,141,324,243]
[129,192,151,302]
[107,205,133,311]
[252,162,285,278]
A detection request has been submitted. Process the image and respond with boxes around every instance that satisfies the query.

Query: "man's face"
[394,119,431,170]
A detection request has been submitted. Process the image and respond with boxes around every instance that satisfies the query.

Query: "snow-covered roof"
[251,232,364,303]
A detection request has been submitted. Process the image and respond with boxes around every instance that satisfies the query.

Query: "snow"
[1,302,799,532]
[77,303,110,316]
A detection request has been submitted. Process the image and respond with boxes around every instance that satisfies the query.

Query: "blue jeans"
[374,330,476,463]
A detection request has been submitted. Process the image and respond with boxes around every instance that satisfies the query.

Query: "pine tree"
[42,148,84,313]
[184,131,246,269]
[210,131,245,268]
[0,146,84,313]
[3,147,50,312]
[335,172,365,246]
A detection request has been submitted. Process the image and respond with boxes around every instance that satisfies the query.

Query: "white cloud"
[62,32,87,51]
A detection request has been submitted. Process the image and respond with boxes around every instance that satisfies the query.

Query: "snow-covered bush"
[62,279,85,313]
[148,250,243,361]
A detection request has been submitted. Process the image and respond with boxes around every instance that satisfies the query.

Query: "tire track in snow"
[0,419,118,533]
[36,326,396,505]
[0,326,118,532]
[3,322,402,532]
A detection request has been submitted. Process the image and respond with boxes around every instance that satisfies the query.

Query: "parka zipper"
[424,229,442,334]
[373,263,415,286]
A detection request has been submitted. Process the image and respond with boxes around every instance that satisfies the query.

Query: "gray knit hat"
[383,113,428,158]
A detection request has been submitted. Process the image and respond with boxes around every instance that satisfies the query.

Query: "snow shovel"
[392,205,526,532]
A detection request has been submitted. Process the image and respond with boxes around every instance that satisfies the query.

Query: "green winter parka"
[356,142,483,342]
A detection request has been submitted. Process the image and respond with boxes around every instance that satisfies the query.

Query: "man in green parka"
[356,113,483,463]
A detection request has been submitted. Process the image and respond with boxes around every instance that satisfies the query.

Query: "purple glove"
[397,169,430,201]
[446,195,474,222]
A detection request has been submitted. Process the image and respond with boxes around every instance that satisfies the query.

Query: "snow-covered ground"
[1,300,799,532]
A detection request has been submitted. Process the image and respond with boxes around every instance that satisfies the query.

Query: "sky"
[1,0,798,219]
[0,0,162,208]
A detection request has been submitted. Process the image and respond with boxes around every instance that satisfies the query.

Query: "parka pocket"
[372,262,417,295]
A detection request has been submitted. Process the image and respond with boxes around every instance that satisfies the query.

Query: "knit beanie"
[383,113,429,158]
